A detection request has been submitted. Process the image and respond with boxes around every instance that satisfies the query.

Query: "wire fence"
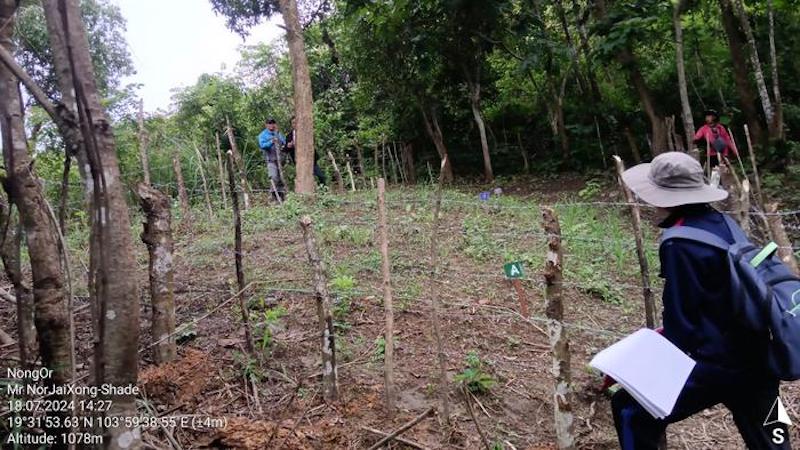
[110,178,796,347]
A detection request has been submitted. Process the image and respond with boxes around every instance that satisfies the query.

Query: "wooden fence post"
[299,215,339,402]
[766,204,799,276]
[612,156,656,328]
[744,125,765,208]
[541,207,576,450]
[377,178,395,412]
[428,157,451,426]
[136,183,176,364]
[225,117,252,209]
[226,151,254,354]
[740,180,752,235]
[720,160,747,227]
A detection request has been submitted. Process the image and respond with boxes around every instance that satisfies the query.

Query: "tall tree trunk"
[421,106,454,183]
[554,0,588,94]
[1,1,72,441]
[277,0,315,195]
[136,184,176,364]
[571,0,602,99]
[729,0,774,129]
[719,0,766,145]
[58,152,71,233]
[466,74,494,182]
[355,141,366,177]
[767,0,783,140]
[623,126,642,163]
[401,143,416,184]
[594,0,668,155]
[40,0,90,191]
[42,1,141,448]
[674,0,696,155]
[0,196,36,368]
[619,48,669,155]
[516,132,530,172]
[550,76,570,162]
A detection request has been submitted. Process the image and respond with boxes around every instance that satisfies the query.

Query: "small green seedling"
[454,351,496,394]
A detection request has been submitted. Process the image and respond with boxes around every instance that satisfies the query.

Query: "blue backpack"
[661,215,800,381]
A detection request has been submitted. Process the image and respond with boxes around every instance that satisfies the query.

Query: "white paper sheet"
[590,328,696,419]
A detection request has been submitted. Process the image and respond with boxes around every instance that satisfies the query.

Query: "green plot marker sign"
[503,261,529,317]
[504,261,525,279]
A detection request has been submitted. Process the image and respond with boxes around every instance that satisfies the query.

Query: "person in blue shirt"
[258,118,286,200]
[613,152,790,449]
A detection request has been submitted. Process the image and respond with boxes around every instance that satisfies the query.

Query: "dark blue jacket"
[659,205,769,385]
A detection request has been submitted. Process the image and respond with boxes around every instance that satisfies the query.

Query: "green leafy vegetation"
[454,351,497,395]
[256,305,288,353]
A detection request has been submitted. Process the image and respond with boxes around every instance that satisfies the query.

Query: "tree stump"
[136,183,176,364]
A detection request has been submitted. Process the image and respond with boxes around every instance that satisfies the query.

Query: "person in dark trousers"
[258,118,286,200]
[285,116,326,185]
[615,152,790,450]
[284,116,297,163]
[693,109,737,168]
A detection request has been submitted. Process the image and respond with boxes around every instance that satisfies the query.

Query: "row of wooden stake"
[132,139,796,448]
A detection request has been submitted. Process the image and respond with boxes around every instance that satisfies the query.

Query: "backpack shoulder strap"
[660,226,732,251]
[721,214,749,243]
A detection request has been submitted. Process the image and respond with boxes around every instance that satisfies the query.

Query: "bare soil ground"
[2,175,799,449]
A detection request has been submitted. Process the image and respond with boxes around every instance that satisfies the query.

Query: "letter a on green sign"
[504,261,524,279]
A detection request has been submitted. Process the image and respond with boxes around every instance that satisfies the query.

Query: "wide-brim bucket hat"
[622,152,728,208]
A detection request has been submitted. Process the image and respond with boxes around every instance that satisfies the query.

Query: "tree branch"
[0,44,60,121]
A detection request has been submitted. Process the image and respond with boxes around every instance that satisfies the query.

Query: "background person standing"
[693,109,737,168]
[258,118,286,200]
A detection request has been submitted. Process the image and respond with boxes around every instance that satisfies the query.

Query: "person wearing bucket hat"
[609,152,789,449]
[621,151,728,208]
[693,109,737,168]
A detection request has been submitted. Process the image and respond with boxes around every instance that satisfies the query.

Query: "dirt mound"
[139,348,212,405]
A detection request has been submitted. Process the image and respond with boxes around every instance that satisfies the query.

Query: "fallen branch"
[141,396,183,450]
[462,386,492,450]
[0,328,14,346]
[275,390,320,449]
[361,426,429,449]
[0,287,14,303]
[265,382,303,448]
[366,407,435,450]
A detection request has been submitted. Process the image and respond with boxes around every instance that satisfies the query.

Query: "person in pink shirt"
[693,109,737,168]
